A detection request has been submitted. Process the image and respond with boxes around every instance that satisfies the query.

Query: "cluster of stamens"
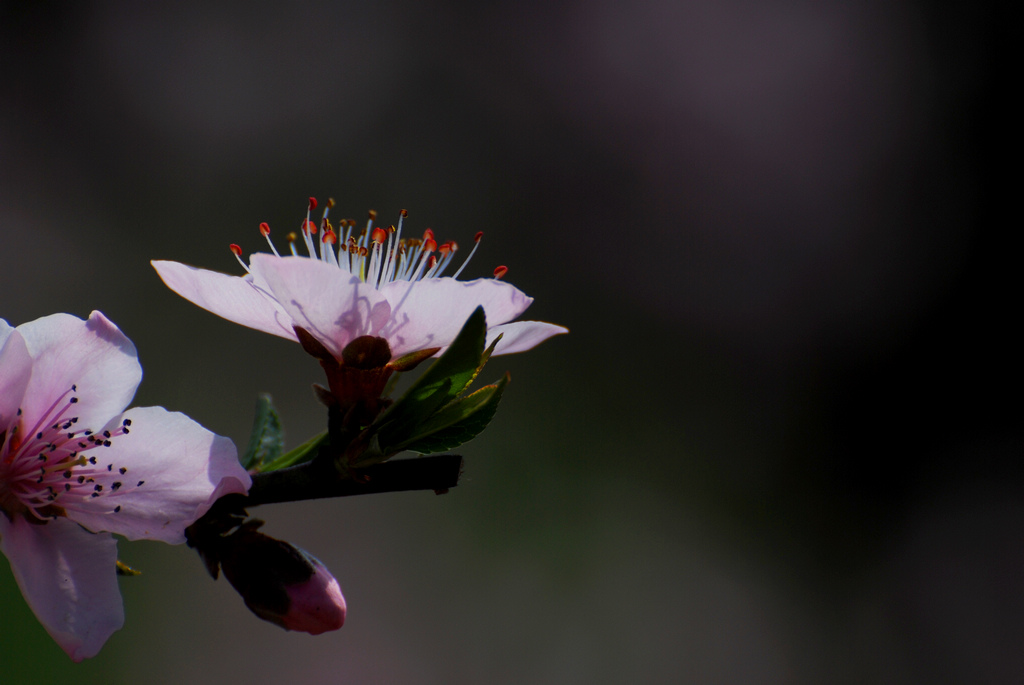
[230,198,508,287]
[0,385,140,521]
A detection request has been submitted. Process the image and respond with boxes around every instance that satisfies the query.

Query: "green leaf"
[372,307,488,449]
[395,373,509,454]
[241,394,283,471]
[405,305,487,404]
[461,332,502,398]
[258,430,329,473]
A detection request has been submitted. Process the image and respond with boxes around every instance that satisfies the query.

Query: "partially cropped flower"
[218,521,345,635]
[0,312,251,661]
[152,199,567,363]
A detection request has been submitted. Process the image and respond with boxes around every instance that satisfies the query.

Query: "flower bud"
[219,523,346,635]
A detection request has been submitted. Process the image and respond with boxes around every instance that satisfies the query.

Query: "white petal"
[16,312,140,431]
[0,516,123,662]
[0,329,32,429]
[484,320,570,356]
[0,318,13,347]
[251,254,391,358]
[66,406,250,544]
[152,259,299,341]
[377,277,534,358]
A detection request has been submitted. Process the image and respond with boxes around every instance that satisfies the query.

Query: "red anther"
[371,227,388,244]
[438,242,452,256]
[322,229,337,244]
[474,231,483,242]
[308,197,318,211]
[359,246,368,257]
[450,241,459,252]
[302,219,318,235]
[229,244,243,257]
[327,198,336,208]
[400,209,408,218]
[493,265,508,280]
[428,255,437,269]
[423,238,437,253]
[286,231,298,243]
[260,222,271,237]
[422,228,435,242]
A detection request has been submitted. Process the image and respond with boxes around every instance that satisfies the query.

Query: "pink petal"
[377,277,534,358]
[0,318,13,347]
[251,254,391,358]
[152,259,299,342]
[0,329,32,429]
[0,516,123,662]
[67,406,250,544]
[484,320,570,356]
[16,312,141,431]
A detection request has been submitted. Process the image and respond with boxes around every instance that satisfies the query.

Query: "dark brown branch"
[217,454,464,511]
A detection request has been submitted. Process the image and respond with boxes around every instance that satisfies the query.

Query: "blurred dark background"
[1,1,1016,683]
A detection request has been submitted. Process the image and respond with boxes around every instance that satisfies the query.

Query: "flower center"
[230,197,508,288]
[0,385,138,522]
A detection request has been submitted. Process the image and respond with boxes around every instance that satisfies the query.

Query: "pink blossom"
[0,312,251,661]
[152,203,567,361]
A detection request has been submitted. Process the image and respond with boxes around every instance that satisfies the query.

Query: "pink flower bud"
[277,550,346,635]
[219,522,346,634]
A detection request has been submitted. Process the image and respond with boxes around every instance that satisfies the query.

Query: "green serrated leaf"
[374,377,454,455]
[241,394,284,471]
[405,306,486,404]
[459,331,502,400]
[370,307,488,450]
[258,430,329,472]
[396,373,509,454]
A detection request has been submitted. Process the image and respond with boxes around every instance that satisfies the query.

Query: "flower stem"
[226,454,464,509]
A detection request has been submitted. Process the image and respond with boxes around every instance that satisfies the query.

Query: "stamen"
[321,228,339,267]
[451,231,483,279]
[260,222,281,257]
[230,244,251,273]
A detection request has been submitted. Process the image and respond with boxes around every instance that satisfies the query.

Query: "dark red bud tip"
[474,231,484,242]
[493,265,508,279]
[259,222,271,236]
[308,197,318,211]
[229,244,243,256]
